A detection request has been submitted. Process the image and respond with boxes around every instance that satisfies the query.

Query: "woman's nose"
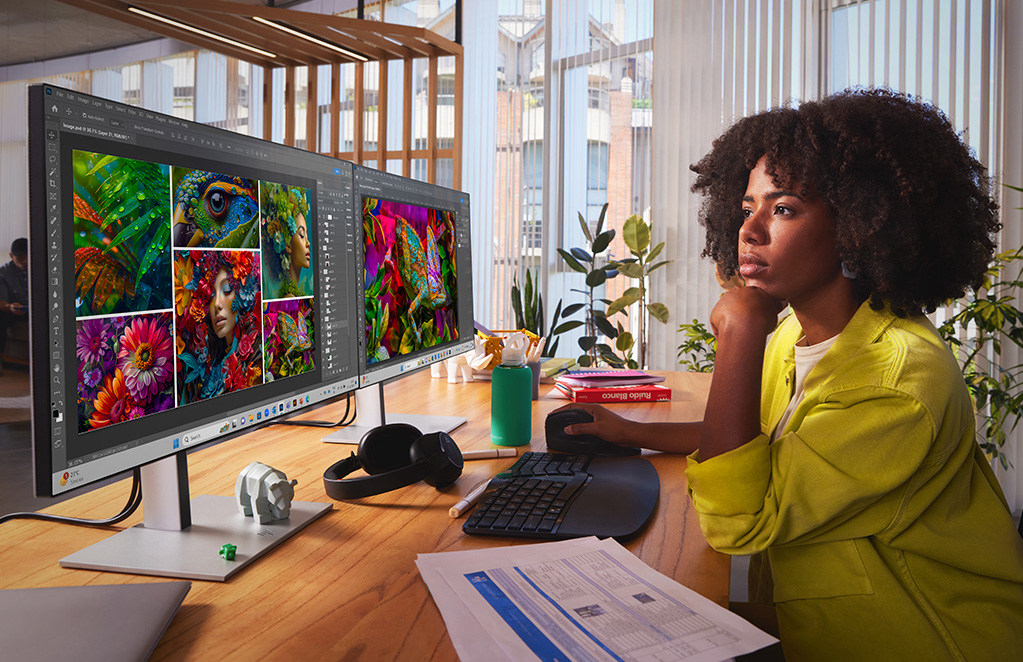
[739,210,765,245]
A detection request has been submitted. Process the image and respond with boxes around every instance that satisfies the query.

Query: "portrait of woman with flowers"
[76,312,175,433]
[260,181,314,299]
[174,249,263,404]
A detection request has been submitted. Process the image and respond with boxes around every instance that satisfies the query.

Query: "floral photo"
[76,313,175,433]
[174,250,263,404]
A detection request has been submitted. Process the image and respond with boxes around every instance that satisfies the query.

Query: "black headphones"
[322,423,463,499]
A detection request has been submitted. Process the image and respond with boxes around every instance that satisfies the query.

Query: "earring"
[841,262,858,279]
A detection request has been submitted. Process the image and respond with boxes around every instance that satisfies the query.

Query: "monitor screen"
[352,166,474,387]
[29,84,360,497]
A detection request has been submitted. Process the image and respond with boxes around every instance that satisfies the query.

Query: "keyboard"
[462,451,660,541]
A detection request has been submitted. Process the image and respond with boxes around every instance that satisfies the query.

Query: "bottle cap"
[501,332,529,366]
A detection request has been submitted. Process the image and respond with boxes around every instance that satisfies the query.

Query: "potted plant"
[557,204,671,368]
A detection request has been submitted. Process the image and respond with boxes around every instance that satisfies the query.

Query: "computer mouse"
[544,409,641,457]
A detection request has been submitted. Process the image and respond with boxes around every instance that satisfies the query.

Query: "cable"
[0,468,143,527]
[270,392,356,429]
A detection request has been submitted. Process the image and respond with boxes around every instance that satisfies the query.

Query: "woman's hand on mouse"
[550,403,640,448]
[550,403,703,455]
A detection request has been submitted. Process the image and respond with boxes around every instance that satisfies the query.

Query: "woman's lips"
[738,254,767,278]
[214,315,227,330]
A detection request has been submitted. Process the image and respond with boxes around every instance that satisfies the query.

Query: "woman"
[261,182,313,299]
[209,267,238,340]
[175,250,262,403]
[287,212,311,288]
[561,89,1023,660]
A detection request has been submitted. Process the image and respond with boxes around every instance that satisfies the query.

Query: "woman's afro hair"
[690,88,1000,315]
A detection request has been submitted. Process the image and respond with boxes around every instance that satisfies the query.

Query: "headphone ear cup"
[357,423,423,475]
[410,431,464,488]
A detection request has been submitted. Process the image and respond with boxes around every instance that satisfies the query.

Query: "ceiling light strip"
[252,16,368,62]
[128,6,277,59]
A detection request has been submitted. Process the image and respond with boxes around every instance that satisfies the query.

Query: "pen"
[461,448,518,460]
[449,478,492,518]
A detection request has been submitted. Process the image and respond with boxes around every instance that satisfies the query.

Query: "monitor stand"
[60,453,331,582]
[320,382,467,444]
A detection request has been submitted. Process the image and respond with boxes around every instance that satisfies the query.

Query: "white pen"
[461,448,518,460]
[449,478,492,518]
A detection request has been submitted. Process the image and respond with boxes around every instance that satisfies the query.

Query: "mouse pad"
[0,581,190,662]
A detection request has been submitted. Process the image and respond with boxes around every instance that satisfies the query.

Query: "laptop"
[0,581,190,662]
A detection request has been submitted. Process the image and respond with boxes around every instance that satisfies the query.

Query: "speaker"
[322,423,463,499]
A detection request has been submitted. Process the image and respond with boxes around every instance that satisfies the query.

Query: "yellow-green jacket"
[686,302,1023,661]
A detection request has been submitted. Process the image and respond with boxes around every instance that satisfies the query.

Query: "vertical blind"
[649,0,809,372]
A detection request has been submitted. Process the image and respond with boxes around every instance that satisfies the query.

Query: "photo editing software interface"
[352,166,475,388]
[30,84,361,497]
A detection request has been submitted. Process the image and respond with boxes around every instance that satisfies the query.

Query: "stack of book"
[553,369,671,403]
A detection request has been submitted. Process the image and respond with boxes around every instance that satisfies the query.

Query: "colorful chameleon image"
[173,170,259,248]
[263,298,315,381]
[394,214,450,344]
[362,197,458,361]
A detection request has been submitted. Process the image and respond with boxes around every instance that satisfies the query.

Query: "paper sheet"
[417,537,777,662]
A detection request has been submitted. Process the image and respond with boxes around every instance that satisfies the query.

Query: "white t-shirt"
[772,334,839,440]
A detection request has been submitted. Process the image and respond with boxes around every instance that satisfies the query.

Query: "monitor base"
[59,495,331,581]
[320,413,467,444]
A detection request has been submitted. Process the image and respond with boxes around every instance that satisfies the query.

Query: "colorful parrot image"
[173,170,259,248]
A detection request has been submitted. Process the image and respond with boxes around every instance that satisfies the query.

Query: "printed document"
[416,537,776,662]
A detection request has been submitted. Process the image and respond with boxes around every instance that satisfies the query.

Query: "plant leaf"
[570,247,594,263]
[595,315,617,337]
[577,211,593,243]
[606,288,642,316]
[616,331,634,352]
[562,302,586,316]
[586,268,607,288]
[623,214,650,255]
[647,241,665,263]
[647,302,670,323]
[552,320,585,335]
[558,248,587,273]
[617,262,644,279]
[592,229,615,255]
[596,202,608,236]
[647,260,671,274]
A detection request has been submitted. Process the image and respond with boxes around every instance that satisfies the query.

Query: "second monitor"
[321,166,475,443]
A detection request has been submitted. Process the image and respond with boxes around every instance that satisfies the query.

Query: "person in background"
[0,237,28,375]
[558,89,1023,660]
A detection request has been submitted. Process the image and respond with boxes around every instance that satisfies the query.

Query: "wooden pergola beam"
[59,0,464,188]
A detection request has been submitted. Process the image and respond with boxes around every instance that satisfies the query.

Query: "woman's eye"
[774,205,791,216]
[741,208,752,219]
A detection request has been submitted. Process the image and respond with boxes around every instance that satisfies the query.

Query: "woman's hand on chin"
[710,286,786,342]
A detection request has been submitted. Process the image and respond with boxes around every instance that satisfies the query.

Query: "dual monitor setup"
[27,84,475,580]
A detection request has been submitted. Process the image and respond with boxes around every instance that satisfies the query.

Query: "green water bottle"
[491,333,532,446]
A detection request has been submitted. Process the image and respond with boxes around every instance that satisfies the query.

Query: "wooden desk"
[1,370,723,661]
